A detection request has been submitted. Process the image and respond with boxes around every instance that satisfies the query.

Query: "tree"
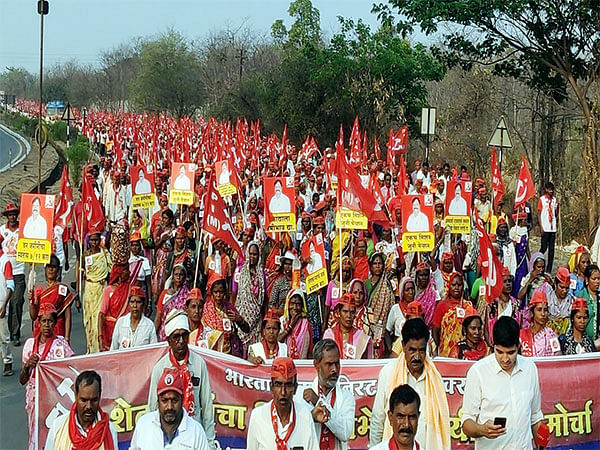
[374,0,600,236]
[271,0,322,48]
[131,30,205,118]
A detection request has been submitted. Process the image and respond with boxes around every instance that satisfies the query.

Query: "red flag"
[490,147,505,208]
[476,219,504,303]
[348,117,361,166]
[81,171,105,234]
[514,156,535,208]
[54,166,74,236]
[202,175,243,256]
[397,155,408,197]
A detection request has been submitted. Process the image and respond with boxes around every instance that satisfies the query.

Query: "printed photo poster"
[17,193,55,263]
[130,165,155,208]
[401,194,434,253]
[445,180,472,233]
[302,233,328,294]
[215,160,237,198]
[264,177,296,232]
[169,162,196,205]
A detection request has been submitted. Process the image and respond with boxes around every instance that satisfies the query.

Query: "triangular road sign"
[488,116,512,148]
[61,102,74,122]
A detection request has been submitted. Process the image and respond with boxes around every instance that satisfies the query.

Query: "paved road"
[0,125,28,172]
[0,248,84,450]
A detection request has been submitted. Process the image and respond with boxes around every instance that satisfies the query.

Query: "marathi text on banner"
[445,215,471,233]
[169,189,194,205]
[402,231,434,252]
[306,267,328,294]
[217,183,237,198]
[17,239,52,264]
[266,213,296,233]
[132,193,156,209]
[335,209,368,230]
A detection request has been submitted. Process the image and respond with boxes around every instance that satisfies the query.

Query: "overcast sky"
[0,0,395,72]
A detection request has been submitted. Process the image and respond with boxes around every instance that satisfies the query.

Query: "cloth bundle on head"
[129,285,145,298]
[157,367,184,396]
[271,357,297,379]
[164,309,190,337]
[38,302,58,317]
[567,245,589,273]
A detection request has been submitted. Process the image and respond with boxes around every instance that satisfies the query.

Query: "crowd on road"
[2,102,599,449]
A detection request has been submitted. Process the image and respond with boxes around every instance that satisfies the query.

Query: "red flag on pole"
[490,147,505,208]
[202,175,243,256]
[81,171,105,234]
[54,166,74,237]
[514,156,535,208]
[476,219,504,303]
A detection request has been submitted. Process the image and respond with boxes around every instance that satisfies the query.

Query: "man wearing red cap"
[110,286,157,350]
[0,202,25,347]
[247,357,318,450]
[45,370,118,450]
[131,368,209,449]
[298,339,356,450]
[462,317,547,449]
[148,309,215,448]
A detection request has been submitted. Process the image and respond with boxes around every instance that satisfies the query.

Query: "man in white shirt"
[406,198,430,232]
[269,179,292,214]
[537,181,558,271]
[370,385,422,450]
[247,357,319,450]
[110,286,157,350]
[129,232,152,312]
[448,183,468,216]
[299,339,355,450]
[307,241,324,274]
[134,167,152,195]
[45,371,119,449]
[462,316,547,449]
[174,165,192,191]
[130,367,209,450]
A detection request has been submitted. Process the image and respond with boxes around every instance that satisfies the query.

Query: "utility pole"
[37,0,48,193]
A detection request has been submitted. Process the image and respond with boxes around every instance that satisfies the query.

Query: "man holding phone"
[461,317,548,449]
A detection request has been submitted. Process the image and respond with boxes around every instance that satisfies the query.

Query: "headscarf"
[568,246,589,273]
[398,276,415,304]
[529,252,546,272]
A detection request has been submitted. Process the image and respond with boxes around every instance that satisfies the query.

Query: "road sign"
[61,102,74,123]
[420,107,436,135]
[488,116,513,148]
[34,124,48,149]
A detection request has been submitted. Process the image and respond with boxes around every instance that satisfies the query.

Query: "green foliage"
[66,135,89,187]
[271,0,322,48]
[131,30,205,118]
[50,121,67,141]
[0,111,38,137]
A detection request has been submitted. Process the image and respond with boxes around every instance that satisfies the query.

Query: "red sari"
[33,283,74,337]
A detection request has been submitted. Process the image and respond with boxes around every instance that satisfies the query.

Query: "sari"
[22,334,74,449]
[350,279,371,335]
[365,273,395,357]
[485,295,525,344]
[520,326,561,356]
[151,225,173,300]
[574,287,599,340]
[323,325,373,359]
[510,226,529,298]
[156,284,191,341]
[234,244,266,352]
[415,276,438,328]
[448,339,489,360]
[32,283,74,337]
[281,290,313,359]
[201,297,243,357]
[83,249,111,353]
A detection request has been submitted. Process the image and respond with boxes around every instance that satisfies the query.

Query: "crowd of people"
[1,104,599,449]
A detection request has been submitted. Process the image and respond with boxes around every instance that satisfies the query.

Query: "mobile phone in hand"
[494,417,507,428]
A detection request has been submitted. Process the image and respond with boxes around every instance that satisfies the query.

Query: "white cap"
[164,309,190,337]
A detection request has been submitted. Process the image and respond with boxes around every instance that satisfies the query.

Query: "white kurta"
[45,412,118,450]
[246,399,319,450]
[130,410,209,450]
[248,342,288,361]
[295,377,356,450]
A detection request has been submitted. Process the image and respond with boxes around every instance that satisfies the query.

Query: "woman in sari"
[559,298,597,354]
[83,230,112,353]
[248,308,288,364]
[448,312,489,360]
[28,254,74,342]
[324,256,353,329]
[167,226,194,286]
[151,208,175,302]
[279,289,313,359]
[510,210,529,297]
[568,246,591,294]
[233,241,266,354]
[20,303,74,450]
[414,261,439,327]
[201,276,248,356]
[365,252,395,356]
[353,237,369,280]
[574,264,600,341]
[518,252,552,309]
[268,251,293,313]
[484,267,525,345]
[385,276,416,351]
[155,264,190,341]
[98,261,142,351]
[350,278,370,335]
[432,272,472,357]
[323,293,373,359]
[544,266,575,336]
[519,289,562,356]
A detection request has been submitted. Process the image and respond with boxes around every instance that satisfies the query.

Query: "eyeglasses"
[169,332,189,342]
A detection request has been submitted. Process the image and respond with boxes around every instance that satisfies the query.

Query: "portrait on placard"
[402,194,433,233]
[131,165,154,195]
[265,177,294,214]
[302,234,325,275]
[20,194,54,240]
[170,162,194,192]
[446,180,472,217]
[215,160,232,187]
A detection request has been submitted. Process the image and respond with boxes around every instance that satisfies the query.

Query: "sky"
[0,0,391,73]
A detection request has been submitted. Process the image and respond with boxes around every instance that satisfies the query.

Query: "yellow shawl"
[86,249,112,282]
[383,355,451,450]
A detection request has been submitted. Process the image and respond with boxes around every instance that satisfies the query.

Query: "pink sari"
[282,317,312,359]
[415,277,437,327]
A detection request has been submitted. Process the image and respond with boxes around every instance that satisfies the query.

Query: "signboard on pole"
[17,193,54,263]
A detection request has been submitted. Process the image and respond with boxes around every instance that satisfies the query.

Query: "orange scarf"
[168,349,196,417]
[67,403,114,450]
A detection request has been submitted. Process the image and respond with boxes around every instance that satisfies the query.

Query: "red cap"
[313,216,325,225]
[301,212,312,220]
[497,217,507,226]
[415,262,429,272]
[271,357,297,380]
[529,289,547,306]
[188,288,202,301]
[535,422,550,447]
[2,203,18,216]
[263,308,280,324]
[38,302,58,317]
[175,226,187,237]
[502,266,511,277]
[157,368,184,396]
[338,293,354,308]
[441,252,453,262]
[555,266,570,285]
[129,231,142,242]
[88,226,102,236]
[406,300,423,317]
[463,305,479,320]
[129,286,146,299]
[314,201,327,211]
[572,297,588,311]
